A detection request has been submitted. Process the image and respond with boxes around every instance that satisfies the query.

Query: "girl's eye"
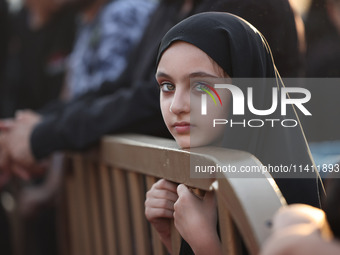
[193,82,212,93]
[160,82,175,92]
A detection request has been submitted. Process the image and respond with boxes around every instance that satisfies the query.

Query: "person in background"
[0,2,74,252]
[304,0,340,78]
[0,0,76,118]
[260,204,340,255]
[10,0,157,218]
[299,0,340,175]
[63,0,157,100]
[0,0,217,180]
[0,0,157,254]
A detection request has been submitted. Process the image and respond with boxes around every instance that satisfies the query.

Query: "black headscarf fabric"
[156,12,321,207]
[210,0,303,77]
[157,12,275,78]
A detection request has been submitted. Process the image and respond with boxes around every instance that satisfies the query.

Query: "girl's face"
[156,41,230,149]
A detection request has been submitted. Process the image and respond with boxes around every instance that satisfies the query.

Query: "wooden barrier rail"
[59,134,285,255]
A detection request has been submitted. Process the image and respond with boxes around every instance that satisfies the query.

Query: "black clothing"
[0,8,76,117]
[300,0,340,142]
[324,176,340,239]
[210,0,303,77]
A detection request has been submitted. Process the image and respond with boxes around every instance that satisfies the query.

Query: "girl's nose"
[170,90,190,114]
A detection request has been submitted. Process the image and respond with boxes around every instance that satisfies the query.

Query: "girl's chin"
[176,139,206,149]
[174,133,219,149]
[174,137,190,149]
[176,136,222,149]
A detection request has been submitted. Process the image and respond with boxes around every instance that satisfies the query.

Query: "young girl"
[145,12,321,254]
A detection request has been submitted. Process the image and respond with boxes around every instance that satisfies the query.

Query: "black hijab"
[156,12,321,207]
[210,0,303,77]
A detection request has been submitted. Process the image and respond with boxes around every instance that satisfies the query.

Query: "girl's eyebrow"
[156,71,219,79]
[189,72,219,79]
[155,71,171,79]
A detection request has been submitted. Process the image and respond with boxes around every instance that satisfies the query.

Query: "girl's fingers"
[147,179,178,202]
[150,189,178,202]
[177,184,194,199]
[145,207,174,220]
[145,197,175,211]
[154,179,178,192]
[155,179,178,192]
[177,184,201,200]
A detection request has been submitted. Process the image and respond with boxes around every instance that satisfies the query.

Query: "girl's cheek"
[160,98,172,122]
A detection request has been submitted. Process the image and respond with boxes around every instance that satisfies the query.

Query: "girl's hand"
[174,184,222,255]
[145,179,178,252]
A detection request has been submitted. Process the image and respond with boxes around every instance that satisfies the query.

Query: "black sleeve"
[30,80,170,159]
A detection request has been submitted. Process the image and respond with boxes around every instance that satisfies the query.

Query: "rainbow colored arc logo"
[199,84,223,106]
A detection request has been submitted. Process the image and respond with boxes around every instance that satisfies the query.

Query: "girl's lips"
[173,122,191,134]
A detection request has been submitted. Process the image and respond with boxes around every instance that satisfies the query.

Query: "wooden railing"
[59,134,286,255]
